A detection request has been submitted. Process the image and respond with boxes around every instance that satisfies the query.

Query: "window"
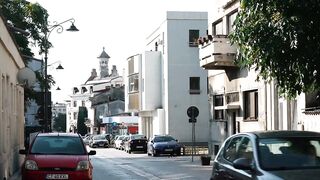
[215,95,224,106]
[213,20,223,35]
[305,91,320,109]
[223,136,242,162]
[189,29,199,47]
[237,137,253,162]
[128,74,139,93]
[73,101,77,107]
[226,92,239,104]
[244,90,258,120]
[189,77,200,94]
[215,110,224,120]
[82,101,85,107]
[73,112,77,120]
[227,11,238,34]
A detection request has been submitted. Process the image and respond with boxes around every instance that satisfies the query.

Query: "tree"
[77,107,88,136]
[53,113,66,132]
[0,0,55,106]
[229,0,320,98]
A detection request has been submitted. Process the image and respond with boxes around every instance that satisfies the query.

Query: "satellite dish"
[17,67,36,88]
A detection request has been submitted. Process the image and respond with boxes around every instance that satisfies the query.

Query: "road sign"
[187,106,199,118]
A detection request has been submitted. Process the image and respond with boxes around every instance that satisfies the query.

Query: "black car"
[89,134,109,148]
[147,135,182,156]
[124,134,147,153]
[210,130,320,180]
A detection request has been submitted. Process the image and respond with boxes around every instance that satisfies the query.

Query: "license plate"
[164,149,173,152]
[136,146,143,148]
[99,144,104,147]
[46,174,68,179]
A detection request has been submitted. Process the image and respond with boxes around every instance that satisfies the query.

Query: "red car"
[19,132,96,180]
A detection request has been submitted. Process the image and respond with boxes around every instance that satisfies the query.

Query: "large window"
[227,11,238,34]
[213,20,223,35]
[189,77,200,94]
[244,90,258,120]
[305,91,320,109]
[129,74,139,93]
[189,29,199,47]
[215,95,224,106]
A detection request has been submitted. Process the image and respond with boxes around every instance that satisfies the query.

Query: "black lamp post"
[43,18,79,132]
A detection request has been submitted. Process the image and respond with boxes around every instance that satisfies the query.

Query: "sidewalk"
[8,170,21,180]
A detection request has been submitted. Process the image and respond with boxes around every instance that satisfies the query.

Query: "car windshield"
[154,136,175,142]
[131,135,146,140]
[258,137,320,170]
[30,136,86,155]
[93,135,106,140]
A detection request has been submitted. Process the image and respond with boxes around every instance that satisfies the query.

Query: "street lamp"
[43,18,79,132]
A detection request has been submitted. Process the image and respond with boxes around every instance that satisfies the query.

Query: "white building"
[67,48,124,134]
[126,11,210,144]
[200,0,320,155]
[0,14,25,180]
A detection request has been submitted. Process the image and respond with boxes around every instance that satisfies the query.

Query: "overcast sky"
[29,0,216,103]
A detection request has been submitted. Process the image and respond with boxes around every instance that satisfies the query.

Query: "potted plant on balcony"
[200,154,211,165]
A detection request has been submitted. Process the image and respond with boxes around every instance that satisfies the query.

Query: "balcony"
[199,35,237,70]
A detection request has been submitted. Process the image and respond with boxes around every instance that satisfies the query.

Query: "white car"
[114,135,126,150]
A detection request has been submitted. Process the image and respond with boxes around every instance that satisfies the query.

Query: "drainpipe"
[264,81,268,130]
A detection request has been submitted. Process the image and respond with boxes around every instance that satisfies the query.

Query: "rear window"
[31,136,86,155]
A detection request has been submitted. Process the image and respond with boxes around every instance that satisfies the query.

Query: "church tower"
[98,47,110,78]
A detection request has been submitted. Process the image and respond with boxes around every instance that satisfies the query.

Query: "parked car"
[19,132,96,180]
[82,135,93,145]
[124,134,147,153]
[114,135,126,150]
[210,130,320,180]
[147,135,182,156]
[89,134,109,148]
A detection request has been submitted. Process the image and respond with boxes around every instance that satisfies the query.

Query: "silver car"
[211,130,320,180]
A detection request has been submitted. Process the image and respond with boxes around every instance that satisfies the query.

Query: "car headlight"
[76,161,89,171]
[25,160,38,170]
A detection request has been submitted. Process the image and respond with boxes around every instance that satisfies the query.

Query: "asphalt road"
[89,146,212,180]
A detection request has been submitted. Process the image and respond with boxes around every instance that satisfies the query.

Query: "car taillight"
[25,160,38,170]
[76,161,90,171]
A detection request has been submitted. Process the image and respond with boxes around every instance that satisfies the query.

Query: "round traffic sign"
[187,106,199,118]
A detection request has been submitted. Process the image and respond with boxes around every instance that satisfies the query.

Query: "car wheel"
[152,149,158,157]
[128,150,131,154]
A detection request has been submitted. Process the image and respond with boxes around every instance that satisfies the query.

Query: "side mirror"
[150,140,154,143]
[19,149,26,155]
[233,158,252,170]
[88,150,96,155]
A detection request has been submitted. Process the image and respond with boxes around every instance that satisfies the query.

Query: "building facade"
[67,48,124,134]
[200,0,320,155]
[126,11,210,145]
[0,15,25,180]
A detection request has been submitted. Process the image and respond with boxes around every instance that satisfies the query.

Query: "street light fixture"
[43,18,79,132]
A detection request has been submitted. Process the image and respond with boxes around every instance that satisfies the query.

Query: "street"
[89,147,212,180]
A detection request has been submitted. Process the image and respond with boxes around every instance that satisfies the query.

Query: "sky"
[29,0,216,103]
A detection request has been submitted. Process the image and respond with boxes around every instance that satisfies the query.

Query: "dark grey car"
[210,130,320,180]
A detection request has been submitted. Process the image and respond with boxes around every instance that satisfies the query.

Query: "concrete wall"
[144,11,210,143]
[0,15,25,180]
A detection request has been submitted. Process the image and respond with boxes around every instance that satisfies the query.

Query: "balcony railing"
[199,35,237,70]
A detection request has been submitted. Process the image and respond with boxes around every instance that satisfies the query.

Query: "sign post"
[187,106,199,162]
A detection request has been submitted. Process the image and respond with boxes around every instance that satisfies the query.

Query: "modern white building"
[199,0,320,155]
[126,11,210,144]
[0,14,25,180]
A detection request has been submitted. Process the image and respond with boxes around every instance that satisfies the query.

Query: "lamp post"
[43,18,79,132]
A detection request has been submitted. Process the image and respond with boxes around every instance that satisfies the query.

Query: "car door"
[213,136,243,180]
[227,136,255,180]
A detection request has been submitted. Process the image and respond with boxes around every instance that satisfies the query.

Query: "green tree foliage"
[77,107,88,136]
[0,0,55,106]
[53,113,66,132]
[229,0,320,98]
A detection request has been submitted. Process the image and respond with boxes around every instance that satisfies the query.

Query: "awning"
[215,103,240,110]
